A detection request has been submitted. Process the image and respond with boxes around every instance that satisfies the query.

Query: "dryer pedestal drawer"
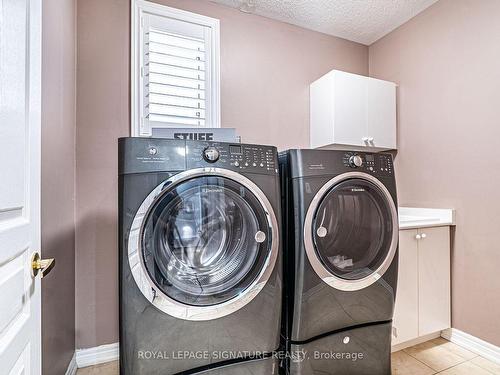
[290,322,392,375]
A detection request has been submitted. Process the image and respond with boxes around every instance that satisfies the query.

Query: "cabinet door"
[392,230,419,345]
[418,227,451,336]
[332,71,367,147]
[310,73,335,148]
[367,78,396,149]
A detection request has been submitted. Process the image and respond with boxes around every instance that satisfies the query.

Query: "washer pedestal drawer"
[194,357,279,374]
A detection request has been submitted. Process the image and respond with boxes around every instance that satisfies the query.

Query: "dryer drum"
[312,178,393,280]
[304,172,398,292]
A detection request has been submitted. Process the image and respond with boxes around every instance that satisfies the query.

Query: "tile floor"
[392,338,500,375]
[76,338,500,374]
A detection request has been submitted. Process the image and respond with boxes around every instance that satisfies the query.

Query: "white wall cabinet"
[392,226,451,347]
[310,70,396,150]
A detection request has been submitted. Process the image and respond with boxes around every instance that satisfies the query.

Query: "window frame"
[131,0,221,136]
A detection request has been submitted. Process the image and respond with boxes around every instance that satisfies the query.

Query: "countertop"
[399,207,455,229]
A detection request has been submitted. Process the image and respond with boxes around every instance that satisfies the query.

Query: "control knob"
[203,147,220,163]
[349,155,363,168]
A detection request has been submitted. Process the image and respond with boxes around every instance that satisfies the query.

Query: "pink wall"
[41,0,76,372]
[150,0,368,150]
[370,0,500,346]
[75,0,130,349]
[75,0,368,348]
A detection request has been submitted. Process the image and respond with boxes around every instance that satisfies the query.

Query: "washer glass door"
[308,176,397,290]
[141,175,272,307]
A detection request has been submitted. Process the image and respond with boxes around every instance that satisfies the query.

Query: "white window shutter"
[145,27,206,126]
[132,4,220,137]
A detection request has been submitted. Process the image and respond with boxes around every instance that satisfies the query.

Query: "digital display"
[229,145,242,154]
[365,154,375,162]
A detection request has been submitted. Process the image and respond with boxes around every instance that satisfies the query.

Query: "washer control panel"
[342,152,394,176]
[187,142,278,174]
[203,147,220,163]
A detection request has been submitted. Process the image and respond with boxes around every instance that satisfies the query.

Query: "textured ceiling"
[210,0,439,45]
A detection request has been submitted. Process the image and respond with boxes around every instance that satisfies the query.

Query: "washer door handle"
[255,231,266,243]
[316,226,327,238]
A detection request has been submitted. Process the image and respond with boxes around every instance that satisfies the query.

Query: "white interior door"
[0,0,42,373]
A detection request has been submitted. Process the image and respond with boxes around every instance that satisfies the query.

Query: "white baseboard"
[442,328,500,365]
[65,352,77,375]
[71,331,500,368]
[75,342,119,368]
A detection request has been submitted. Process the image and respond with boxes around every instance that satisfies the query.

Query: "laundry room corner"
[73,0,369,353]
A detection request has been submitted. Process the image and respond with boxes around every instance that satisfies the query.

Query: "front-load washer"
[279,149,398,375]
[119,137,282,374]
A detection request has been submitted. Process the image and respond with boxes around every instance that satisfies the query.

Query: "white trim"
[64,353,77,375]
[442,328,500,365]
[71,331,500,369]
[131,0,139,136]
[75,342,119,369]
[131,0,220,136]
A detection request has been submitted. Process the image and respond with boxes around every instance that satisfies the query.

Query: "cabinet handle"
[415,234,421,240]
[421,233,427,239]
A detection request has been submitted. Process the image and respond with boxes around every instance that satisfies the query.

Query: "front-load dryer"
[279,149,398,375]
[119,137,282,374]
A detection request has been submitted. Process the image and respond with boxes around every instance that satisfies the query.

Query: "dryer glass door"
[141,175,272,307]
[306,175,398,291]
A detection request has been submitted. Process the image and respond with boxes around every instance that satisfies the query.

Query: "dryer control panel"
[285,149,396,180]
[342,152,394,177]
[186,141,278,174]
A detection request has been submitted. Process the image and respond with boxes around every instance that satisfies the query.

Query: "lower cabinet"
[392,230,419,345]
[392,226,451,346]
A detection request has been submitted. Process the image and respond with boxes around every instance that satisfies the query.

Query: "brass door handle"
[31,252,55,278]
